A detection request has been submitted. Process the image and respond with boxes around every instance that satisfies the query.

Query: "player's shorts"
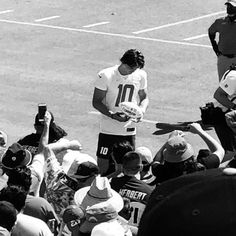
[96,133,135,160]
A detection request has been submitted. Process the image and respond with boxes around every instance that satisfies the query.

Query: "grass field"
[0,0,228,159]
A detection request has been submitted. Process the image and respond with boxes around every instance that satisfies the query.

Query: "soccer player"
[92,49,149,176]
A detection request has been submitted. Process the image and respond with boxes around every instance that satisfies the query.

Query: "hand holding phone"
[38,103,47,122]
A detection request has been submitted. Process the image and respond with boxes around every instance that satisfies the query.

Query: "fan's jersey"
[110,175,152,227]
[95,65,147,135]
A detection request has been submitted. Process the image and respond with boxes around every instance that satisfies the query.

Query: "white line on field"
[0,10,14,14]
[184,34,208,41]
[133,11,225,34]
[89,111,157,124]
[0,19,211,48]
[83,21,109,28]
[34,16,60,22]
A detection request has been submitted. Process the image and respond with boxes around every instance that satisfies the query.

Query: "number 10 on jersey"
[115,84,134,107]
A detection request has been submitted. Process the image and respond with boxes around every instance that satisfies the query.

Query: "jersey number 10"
[115,84,134,107]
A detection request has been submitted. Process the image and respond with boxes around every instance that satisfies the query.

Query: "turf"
[0,0,226,158]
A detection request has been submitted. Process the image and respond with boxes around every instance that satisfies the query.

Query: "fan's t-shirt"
[110,175,152,227]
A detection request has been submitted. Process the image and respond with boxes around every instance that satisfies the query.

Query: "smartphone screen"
[38,103,47,122]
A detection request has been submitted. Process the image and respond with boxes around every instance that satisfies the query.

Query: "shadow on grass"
[152,120,213,136]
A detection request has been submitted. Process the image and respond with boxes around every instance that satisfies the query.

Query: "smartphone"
[38,103,47,122]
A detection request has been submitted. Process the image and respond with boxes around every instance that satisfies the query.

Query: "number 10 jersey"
[95,65,147,135]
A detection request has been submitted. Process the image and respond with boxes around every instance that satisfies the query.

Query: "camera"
[38,103,47,122]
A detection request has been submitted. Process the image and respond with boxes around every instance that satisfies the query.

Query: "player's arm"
[92,87,112,117]
[214,86,235,109]
[138,88,149,114]
[92,87,128,122]
[208,25,221,56]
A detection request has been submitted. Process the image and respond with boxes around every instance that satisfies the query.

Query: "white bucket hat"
[74,176,123,212]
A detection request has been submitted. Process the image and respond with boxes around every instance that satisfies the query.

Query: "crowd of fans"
[2,1,236,234]
[0,102,234,236]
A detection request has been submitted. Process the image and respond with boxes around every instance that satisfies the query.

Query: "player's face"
[226,3,236,16]
[125,64,139,75]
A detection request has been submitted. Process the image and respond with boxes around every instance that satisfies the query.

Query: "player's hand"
[111,112,130,122]
[131,116,143,123]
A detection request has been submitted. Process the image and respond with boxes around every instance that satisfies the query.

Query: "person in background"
[213,66,236,154]
[208,0,236,81]
[73,176,132,236]
[152,123,225,184]
[107,141,134,179]
[110,151,153,231]
[44,144,99,220]
[1,111,82,197]
[136,147,156,188]
[92,49,149,176]
[0,200,17,236]
[0,185,53,236]
[18,110,68,157]
[6,165,59,234]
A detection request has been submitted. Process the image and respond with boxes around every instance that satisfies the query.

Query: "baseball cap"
[138,168,236,236]
[1,143,32,169]
[163,136,194,163]
[67,161,99,180]
[62,205,84,233]
[225,0,236,6]
[136,147,153,164]
[0,201,17,232]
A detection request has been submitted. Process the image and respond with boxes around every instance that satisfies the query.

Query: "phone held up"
[38,103,47,122]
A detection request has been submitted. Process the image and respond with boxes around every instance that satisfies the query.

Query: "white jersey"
[95,65,147,135]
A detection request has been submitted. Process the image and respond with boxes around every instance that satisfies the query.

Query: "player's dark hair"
[120,49,145,69]
[112,141,134,164]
